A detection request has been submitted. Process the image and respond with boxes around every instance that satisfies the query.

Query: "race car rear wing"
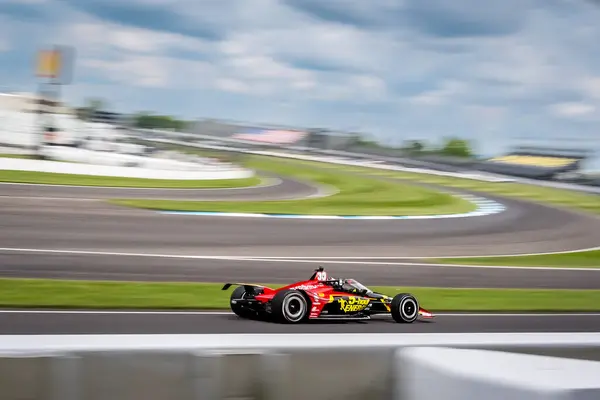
[222,283,269,293]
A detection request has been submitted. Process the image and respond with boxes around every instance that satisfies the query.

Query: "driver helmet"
[342,279,358,292]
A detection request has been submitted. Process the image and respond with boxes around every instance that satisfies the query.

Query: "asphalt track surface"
[1,167,599,334]
[1,191,599,257]
[1,310,599,334]
[0,174,328,201]
[1,251,599,289]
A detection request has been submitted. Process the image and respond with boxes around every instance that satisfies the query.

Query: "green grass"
[0,278,598,311]
[430,249,600,268]
[111,156,476,216]
[0,170,262,188]
[280,158,600,216]
[0,153,35,159]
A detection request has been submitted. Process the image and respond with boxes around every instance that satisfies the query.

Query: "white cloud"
[3,0,49,3]
[60,21,211,56]
[580,77,600,100]
[549,102,596,118]
[0,38,9,53]
[214,78,251,94]
[81,56,173,88]
[408,80,467,106]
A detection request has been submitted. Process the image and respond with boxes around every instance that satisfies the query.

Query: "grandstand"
[477,146,591,180]
[0,92,84,149]
[0,92,146,152]
[87,110,128,126]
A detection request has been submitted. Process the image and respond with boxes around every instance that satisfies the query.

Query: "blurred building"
[188,119,358,150]
[0,91,73,114]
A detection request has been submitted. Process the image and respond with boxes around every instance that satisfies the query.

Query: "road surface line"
[0,247,599,271]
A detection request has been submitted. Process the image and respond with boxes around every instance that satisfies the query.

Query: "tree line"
[74,97,474,158]
[352,136,474,158]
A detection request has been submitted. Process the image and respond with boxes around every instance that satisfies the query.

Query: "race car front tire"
[391,293,419,323]
[230,285,254,319]
[271,289,309,324]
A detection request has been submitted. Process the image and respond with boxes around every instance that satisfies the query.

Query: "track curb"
[159,194,506,220]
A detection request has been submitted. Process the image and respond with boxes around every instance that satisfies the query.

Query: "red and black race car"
[222,267,434,324]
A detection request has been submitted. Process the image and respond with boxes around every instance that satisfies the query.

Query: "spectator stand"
[477,146,592,180]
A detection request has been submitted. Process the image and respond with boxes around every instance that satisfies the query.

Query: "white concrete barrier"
[0,157,254,180]
[0,333,598,400]
[397,347,600,400]
[41,146,239,172]
[4,332,600,353]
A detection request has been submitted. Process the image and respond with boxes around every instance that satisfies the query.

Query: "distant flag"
[232,128,306,144]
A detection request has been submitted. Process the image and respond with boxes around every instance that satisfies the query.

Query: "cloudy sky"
[1,0,600,160]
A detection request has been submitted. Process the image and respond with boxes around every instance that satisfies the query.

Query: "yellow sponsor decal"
[338,296,370,313]
[380,298,391,312]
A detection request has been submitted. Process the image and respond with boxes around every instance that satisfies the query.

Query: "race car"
[221,267,434,324]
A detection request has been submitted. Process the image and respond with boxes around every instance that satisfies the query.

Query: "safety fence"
[141,135,600,194]
[142,137,513,183]
[1,333,600,400]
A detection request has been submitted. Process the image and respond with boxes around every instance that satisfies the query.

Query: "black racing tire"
[230,286,254,319]
[391,293,419,323]
[271,289,310,324]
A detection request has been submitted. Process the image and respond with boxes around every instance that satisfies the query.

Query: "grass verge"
[0,170,262,188]
[278,157,600,216]
[430,249,600,268]
[0,153,35,159]
[0,278,598,311]
[110,156,477,216]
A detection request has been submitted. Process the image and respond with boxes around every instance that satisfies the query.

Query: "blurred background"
[1,89,599,187]
[1,0,600,185]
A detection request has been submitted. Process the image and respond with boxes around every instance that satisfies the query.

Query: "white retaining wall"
[42,146,245,172]
[397,347,600,400]
[1,333,600,400]
[0,157,253,180]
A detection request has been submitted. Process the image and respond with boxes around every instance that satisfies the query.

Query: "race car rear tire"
[391,293,419,323]
[230,285,254,319]
[271,289,309,324]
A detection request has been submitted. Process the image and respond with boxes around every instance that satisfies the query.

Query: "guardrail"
[1,333,600,400]
[136,129,600,193]
[143,137,514,183]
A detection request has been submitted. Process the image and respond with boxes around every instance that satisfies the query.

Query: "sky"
[1,0,600,164]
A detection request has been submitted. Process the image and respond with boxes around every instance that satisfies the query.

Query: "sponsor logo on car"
[291,284,320,290]
[338,296,370,313]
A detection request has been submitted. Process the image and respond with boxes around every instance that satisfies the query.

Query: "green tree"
[133,112,187,131]
[439,137,473,158]
[401,140,425,154]
[75,97,107,120]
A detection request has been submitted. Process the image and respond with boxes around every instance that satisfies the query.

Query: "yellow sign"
[36,49,62,78]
